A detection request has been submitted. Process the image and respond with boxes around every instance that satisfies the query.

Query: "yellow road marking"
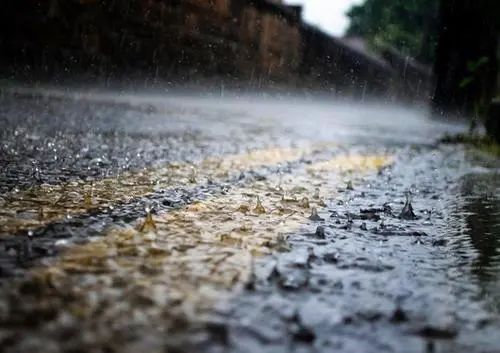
[14,154,393,344]
[307,154,392,173]
[0,146,313,235]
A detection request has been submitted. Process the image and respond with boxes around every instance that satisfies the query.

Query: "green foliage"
[467,57,490,72]
[440,133,500,158]
[346,0,439,63]
[459,56,493,132]
[460,56,490,89]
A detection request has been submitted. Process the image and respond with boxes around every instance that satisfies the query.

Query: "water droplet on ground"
[308,208,324,222]
[399,191,417,220]
[254,196,266,214]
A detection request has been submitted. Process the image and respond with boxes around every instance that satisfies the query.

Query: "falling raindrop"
[189,166,197,183]
[275,171,284,191]
[32,166,42,183]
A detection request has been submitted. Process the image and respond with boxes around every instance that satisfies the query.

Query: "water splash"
[308,207,324,221]
[237,204,250,214]
[139,206,157,233]
[399,191,417,220]
[254,196,266,214]
[299,197,310,208]
[189,166,197,184]
[83,182,94,207]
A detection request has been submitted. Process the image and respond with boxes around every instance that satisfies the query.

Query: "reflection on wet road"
[0,89,499,353]
[459,172,500,312]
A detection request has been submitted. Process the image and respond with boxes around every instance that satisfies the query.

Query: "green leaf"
[459,77,474,89]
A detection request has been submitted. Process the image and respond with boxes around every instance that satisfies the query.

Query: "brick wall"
[0,0,430,100]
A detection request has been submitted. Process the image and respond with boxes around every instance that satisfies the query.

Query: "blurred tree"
[347,0,499,141]
[346,0,439,64]
[432,0,498,121]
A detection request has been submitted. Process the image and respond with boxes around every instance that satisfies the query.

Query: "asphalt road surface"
[0,88,499,353]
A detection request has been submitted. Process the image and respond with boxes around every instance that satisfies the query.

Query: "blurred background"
[0,0,498,134]
[1,3,500,352]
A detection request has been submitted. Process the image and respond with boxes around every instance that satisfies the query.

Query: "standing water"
[0,89,499,353]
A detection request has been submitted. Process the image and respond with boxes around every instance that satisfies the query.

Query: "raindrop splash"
[254,196,266,214]
[139,206,157,233]
[308,207,324,222]
[399,191,417,220]
[189,166,197,184]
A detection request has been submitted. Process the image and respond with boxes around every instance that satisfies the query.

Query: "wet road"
[0,88,500,353]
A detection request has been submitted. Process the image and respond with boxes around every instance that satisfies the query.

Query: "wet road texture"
[0,88,500,353]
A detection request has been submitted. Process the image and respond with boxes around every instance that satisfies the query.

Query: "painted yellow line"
[0,146,314,235]
[307,154,392,173]
[12,153,392,344]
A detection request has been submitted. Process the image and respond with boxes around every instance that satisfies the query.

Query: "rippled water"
[458,168,500,312]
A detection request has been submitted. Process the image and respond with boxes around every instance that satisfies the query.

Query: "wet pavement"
[0,88,499,353]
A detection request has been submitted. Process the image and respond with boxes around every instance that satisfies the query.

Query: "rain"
[0,1,500,353]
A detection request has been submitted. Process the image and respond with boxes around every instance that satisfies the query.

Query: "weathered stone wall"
[0,0,430,100]
[0,0,300,81]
